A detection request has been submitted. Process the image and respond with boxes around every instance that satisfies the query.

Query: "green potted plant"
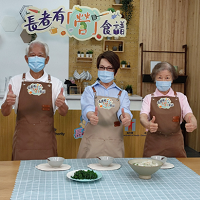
[125,85,132,95]
[77,51,81,57]
[121,0,134,27]
[86,51,90,58]
[88,50,93,58]
[121,60,127,68]
[81,52,84,57]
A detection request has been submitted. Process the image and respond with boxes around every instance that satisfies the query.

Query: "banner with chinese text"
[22,5,127,41]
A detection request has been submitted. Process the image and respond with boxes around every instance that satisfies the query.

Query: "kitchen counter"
[1,158,200,200]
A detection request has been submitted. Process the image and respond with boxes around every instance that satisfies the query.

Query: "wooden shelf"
[140,43,188,95]
[120,67,131,69]
[103,40,124,52]
[76,57,93,63]
[142,74,187,83]
[112,4,123,6]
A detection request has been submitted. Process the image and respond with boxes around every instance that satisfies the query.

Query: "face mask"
[98,70,114,83]
[28,56,46,73]
[156,81,171,92]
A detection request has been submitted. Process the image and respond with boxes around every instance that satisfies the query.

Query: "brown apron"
[77,87,124,158]
[12,73,57,160]
[143,92,186,158]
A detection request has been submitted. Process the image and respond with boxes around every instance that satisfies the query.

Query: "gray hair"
[151,62,178,81]
[26,40,49,56]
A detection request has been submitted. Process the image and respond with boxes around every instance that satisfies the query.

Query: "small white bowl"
[151,155,167,164]
[98,156,114,166]
[47,157,64,167]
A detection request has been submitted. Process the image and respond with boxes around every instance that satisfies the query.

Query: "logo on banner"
[22,5,126,41]
[27,83,46,96]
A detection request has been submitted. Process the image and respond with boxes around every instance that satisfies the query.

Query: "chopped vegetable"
[71,170,98,180]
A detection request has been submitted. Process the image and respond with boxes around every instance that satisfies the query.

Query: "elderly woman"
[140,62,197,157]
[77,51,132,158]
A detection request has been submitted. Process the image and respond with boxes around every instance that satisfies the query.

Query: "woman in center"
[77,51,132,158]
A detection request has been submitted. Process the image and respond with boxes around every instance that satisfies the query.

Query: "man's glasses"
[99,66,114,72]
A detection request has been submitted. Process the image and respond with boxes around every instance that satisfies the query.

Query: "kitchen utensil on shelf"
[73,70,80,80]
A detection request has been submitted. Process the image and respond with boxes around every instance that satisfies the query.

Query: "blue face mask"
[28,56,46,73]
[156,81,171,92]
[98,70,114,83]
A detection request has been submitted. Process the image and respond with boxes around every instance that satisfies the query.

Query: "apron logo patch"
[157,98,174,109]
[27,83,46,96]
[98,98,115,109]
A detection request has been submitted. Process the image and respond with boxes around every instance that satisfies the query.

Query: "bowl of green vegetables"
[67,169,102,182]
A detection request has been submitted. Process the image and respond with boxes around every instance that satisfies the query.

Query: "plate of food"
[66,169,102,182]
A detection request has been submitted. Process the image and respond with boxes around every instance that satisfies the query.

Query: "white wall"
[0,0,69,95]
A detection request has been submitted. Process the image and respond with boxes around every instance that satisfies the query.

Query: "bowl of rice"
[128,158,163,180]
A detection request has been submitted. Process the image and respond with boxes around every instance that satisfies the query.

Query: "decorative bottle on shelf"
[127,62,130,68]
[118,44,123,51]
[106,45,109,51]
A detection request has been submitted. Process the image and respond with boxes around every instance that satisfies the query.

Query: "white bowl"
[151,155,167,164]
[47,157,64,167]
[128,158,163,180]
[98,156,114,166]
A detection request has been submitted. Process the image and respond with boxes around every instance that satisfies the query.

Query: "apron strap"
[48,74,51,83]
[92,87,97,99]
[22,73,26,81]
[117,90,122,101]
[174,91,177,97]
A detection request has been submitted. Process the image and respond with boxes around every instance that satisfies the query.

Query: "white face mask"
[98,70,114,83]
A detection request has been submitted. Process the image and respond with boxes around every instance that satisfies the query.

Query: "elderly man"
[1,40,68,160]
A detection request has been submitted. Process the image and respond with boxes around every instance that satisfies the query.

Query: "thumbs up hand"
[6,84,16,106]
[185,114,197,132]
[120,108,131,127]
[89,106,99,125]
[149,116,158,133]
[55,88,65,108]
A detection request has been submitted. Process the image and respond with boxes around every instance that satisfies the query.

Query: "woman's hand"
[87,107,99,125]
[149,116,158,133]
[185,114,197,132]
[120,108,131,127]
